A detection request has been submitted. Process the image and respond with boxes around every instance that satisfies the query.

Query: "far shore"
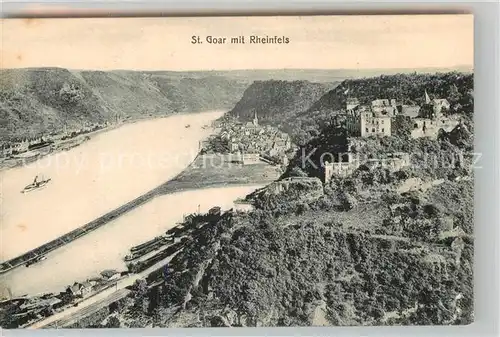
[0,109,227,173]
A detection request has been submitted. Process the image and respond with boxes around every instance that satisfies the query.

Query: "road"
[28,250,181,329]
[44,289,131,328]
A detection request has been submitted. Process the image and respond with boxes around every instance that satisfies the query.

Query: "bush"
[105,316,121,328]
[59,82,85,103]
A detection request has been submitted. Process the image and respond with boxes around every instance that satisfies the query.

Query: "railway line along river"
[0,110,266,296]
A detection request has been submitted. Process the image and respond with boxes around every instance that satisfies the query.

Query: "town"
[202,89,465,186]
[202,111,293,168]
[0,86,472,328]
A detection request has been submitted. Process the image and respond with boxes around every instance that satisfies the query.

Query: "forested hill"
[308,72,474,114]
[280,72,474,146]
[106,176,473,328]
[0,68,249,142]
[228,80,334,124]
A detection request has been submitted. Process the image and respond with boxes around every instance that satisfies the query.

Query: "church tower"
[424,90,431,104]
[253,111,259,126]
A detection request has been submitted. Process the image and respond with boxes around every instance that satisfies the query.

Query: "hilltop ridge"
[279,71,473,145]
[0,68,249,142]
[308,72,473,113]
[228,80,334,125]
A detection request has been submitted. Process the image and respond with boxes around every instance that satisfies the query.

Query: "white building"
[344,98,393,138]
[360,110,392,137]
[324,153,359,183]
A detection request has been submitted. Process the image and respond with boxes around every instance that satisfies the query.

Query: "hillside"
[89,177,473,328]
[1,70,474,329]
[282,72,473,146]
[228,80,334,125]
[0,68,249,142]
[308,72,473,114]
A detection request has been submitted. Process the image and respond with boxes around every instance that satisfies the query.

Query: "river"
[0,110,265,296]
[0,185,263,297]
[1,111,223,261]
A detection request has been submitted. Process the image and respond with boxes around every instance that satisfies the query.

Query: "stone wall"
[242,153,260,165]
[324,161,359,183]
[411,118,459,139]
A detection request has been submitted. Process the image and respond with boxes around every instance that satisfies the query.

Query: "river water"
[0,110,264,296]
[1,111,223,261]
[0,185,263,297]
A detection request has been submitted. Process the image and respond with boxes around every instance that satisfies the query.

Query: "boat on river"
[130,236,165,252]
[21,175,51,193]
[124,253,140,262]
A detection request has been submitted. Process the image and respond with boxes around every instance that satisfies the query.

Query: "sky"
[0,15,474,71]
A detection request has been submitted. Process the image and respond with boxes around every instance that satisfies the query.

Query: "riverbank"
[1,111,226,261]
[0,111,281,272]
[0,110,218,173]
[0,184,265,298]
[0,158,280,274]
[0,108,281,298]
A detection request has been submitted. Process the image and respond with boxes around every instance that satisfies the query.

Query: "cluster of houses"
[66,270,121,298]
[340,90,458,139]
[0,137,52,158]
[211,112,292,166]
[0,123,107,158]
[2,269,123,327]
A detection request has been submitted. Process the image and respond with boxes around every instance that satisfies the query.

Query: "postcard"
[0,14,474,328]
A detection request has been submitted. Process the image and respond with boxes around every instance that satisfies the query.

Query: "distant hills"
[225,70,473,145]
[0,68,250,142]
[133,66,473,83]
[0,66,473,142]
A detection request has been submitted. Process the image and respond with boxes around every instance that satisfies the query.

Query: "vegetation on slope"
[0,68,249,142]
[228,80,333,126]
[282,72,473,146]
[309,72,473,114]
[106,177,473,328]
[55,71,474,329]
[95,140,474,327]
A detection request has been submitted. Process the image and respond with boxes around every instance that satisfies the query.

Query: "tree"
[134,279,149,313]
[447,83,462,104]
[393,115,413,139]
[134,279,148,295]
[59,82,84,104]
[340,191,357,210]
[105,316,121,328]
